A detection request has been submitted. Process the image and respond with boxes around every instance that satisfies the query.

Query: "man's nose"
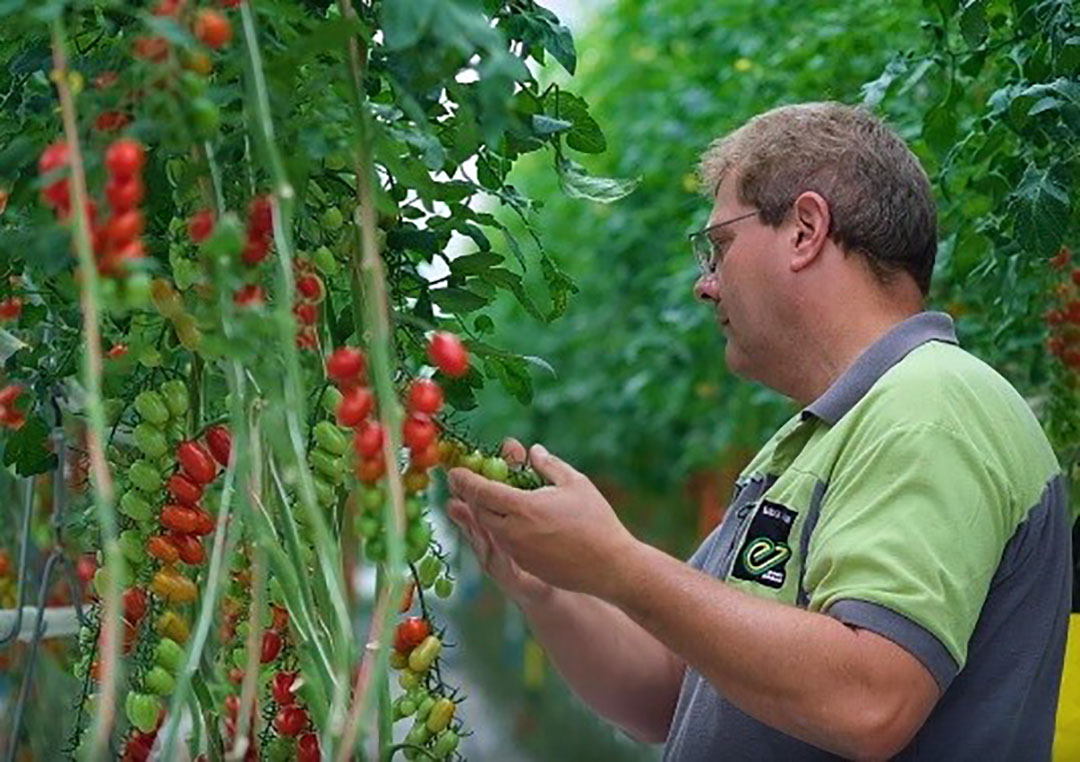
[694,273,717,302]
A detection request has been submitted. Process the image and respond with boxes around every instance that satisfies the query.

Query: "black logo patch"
[731,500,798,589]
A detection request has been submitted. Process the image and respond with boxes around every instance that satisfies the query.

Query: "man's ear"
[790,191,831,273]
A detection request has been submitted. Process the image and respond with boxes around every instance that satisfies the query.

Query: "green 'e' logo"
[740,538,791,576]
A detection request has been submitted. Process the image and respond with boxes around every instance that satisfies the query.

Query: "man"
[447,102,1072,760]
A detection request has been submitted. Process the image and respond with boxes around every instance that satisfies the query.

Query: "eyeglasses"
[688,210,759,275]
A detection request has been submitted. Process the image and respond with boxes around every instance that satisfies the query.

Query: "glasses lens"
[690,232,710,273]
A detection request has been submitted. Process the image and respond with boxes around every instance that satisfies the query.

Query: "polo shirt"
[663,311,1072,761]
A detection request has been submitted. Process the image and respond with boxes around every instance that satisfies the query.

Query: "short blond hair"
[698,102,937,294]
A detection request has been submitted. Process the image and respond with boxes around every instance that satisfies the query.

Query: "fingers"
[528,444,581,487]
[500,437,528,466]
[447,467,523,518]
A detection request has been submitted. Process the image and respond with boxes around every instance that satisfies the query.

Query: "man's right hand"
[446,437,555,607]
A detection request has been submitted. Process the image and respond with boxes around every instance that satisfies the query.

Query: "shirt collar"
[801,311,958,426]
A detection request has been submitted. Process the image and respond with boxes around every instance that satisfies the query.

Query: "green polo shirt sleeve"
[803,421,1012,689]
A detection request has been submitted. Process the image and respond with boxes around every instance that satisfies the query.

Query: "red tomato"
[336,385,374,427]
[241,235,270,266]
[326,347,366,385]
[227,668,244,685]
[42,179,70,209]
[167,474,203,506]
[355,455,385,485]
[172,533,205,565]
[403,413,437,452]
[393,617,430,653]
[146,535,180,563]
[123,587,148,623]
[133,36,170,62]
[297,733,320,762]
[161,505,200,534]
[104,139,146,179]
[248,195,273,237]
[273,706,308,737]
[224,694,241,720]
[188,209,215,243]
[410,440,441,470]
[271,604,289,631]
[76,554,97,583]
[191,508,215,536]
[38,142,69,175]
[105,176,144,211]
[296,327,318,351]
[296,274,324,302]
[260,630,282,663]
[234,284,265,307]
[194,9,232,48]
[95,111,131,132]
[152,0,185,16]
[271,671,296,705]
[428,332,468,377]
[0,385,22,407]
[107,210,144,246]
[177,441,216,484]
[0,297,23,322]
[353,420,384,459]
[94,71,118,90]
[107,344,129,360]
[407,379,443,415]
[0,550,10,576]
[293,302,318,326]
[205,425,232,467]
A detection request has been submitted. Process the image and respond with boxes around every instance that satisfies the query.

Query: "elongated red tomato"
[123,587,148,623]
[297,733,320,762]
[248,195,273,236]
[428,332,468,377]
[271,671,296,705]
[204,425,231,467]
[161,505,200,534]
[147,535,180,563]
[273,706,307,737]
[172,533,205,565]
[394,617,430,653]
[167,474,202,506]
[177,441,216,484]
[188,209,214,243]
[402,413,437,452]
[260,630,282,663]
[191,509,215,536]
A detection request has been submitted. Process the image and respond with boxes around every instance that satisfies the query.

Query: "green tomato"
[364,537,385,562]
[155,638,184,673]
[405,497,422,521]
[325,153,347,171]
[356,515,381,540]
[313,475,337,507]
[481,456,509,483]
[321,207,344,230]
[235,620,250,640]
[166,416,187,445]
[125,692,161,734]
[123,272,152,309]
[144,665,176,696]
[320,385,343,416]
[417,555,440,589]
[415,696,436,722]
[118,529,146,564]
[313,421,348,456]
[405,720,431,747]
[313,245,339,276]
[179,71,207,98]
[134,390,170,425]
[434,577,454,599]
[406,521,433,562]
[190,97,220,137]
[432,730,460,759]
[133,422,168,458]
[231,647,248,670]
[138,345,163,368]
[459,451,484,473]
[362,487,385,514]
[310,450,344,483]
[159,380,190,417]
[119,490,153,522]
[128,459,162,493]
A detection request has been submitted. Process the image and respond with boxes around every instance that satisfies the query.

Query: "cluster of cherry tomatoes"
[293,258,326,351]
[0,383,25,430]
[1047,247,1080,372]
[390,617,460,759]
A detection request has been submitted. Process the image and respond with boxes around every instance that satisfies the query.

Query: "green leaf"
[450,251,503,276]
[382,0,437,49]
[552,92,606,154]
[556,159,640,203]
[532,115,573,137]
[540,253,577,321]
[479,267,543,320]
[486,355,533,405]
[430,287,490,314]
[1010,163,1071,257]
[959,0,988,47]
[2,416,56,477]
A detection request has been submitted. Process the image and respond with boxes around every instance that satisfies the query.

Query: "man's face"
[692,176,787,380]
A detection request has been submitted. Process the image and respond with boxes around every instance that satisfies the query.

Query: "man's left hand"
[447,444,639,598]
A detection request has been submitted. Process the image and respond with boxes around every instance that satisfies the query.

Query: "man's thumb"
[529,444,578,486]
